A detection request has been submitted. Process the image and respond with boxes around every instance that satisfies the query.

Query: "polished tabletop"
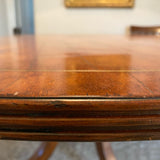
[0,35,160,141]
[0,35,160,98]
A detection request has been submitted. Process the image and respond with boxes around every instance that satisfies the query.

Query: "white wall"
[5,0,16,35]
[0,0,16,36]
[0,0,8,36]
[34,0,160,35]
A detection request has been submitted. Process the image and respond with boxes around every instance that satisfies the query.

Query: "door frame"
[14,0,35,34]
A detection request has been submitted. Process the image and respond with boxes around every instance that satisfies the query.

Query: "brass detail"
[65,0,134,7]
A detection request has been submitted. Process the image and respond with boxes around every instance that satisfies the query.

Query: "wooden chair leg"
[96,142,117,160]
[28,142,58,160]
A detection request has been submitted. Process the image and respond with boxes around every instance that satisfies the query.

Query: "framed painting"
[65,0,134,8]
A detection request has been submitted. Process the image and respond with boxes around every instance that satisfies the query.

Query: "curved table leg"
[28,142,116,160]
[28,142,58,160]
[96,142,117,160]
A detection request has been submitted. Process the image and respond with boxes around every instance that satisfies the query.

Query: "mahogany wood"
[130,26,160,35]
[96,143,105,160]
[96,143,117,160]
[0,35,160,141]
[29,142,57,160]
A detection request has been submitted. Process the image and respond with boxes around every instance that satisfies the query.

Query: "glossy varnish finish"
[0,35,160,141]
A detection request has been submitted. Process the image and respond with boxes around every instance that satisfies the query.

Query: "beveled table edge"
[0,97,160,141]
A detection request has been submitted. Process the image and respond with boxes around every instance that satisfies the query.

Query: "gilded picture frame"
[65,0,134,8]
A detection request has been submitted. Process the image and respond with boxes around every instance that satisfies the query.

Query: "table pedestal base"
[28,142,117,160]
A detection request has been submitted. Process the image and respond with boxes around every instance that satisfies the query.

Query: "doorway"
[15,0,34,34]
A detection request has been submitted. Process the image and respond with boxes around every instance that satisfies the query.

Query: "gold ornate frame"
[65,0,134,7]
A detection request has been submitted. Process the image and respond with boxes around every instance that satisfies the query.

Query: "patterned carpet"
[0,141,160,160]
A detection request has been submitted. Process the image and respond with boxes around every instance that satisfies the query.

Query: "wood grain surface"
[0,35,160,141]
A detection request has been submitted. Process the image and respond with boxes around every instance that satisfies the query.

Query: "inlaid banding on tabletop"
[1,69,160,73]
